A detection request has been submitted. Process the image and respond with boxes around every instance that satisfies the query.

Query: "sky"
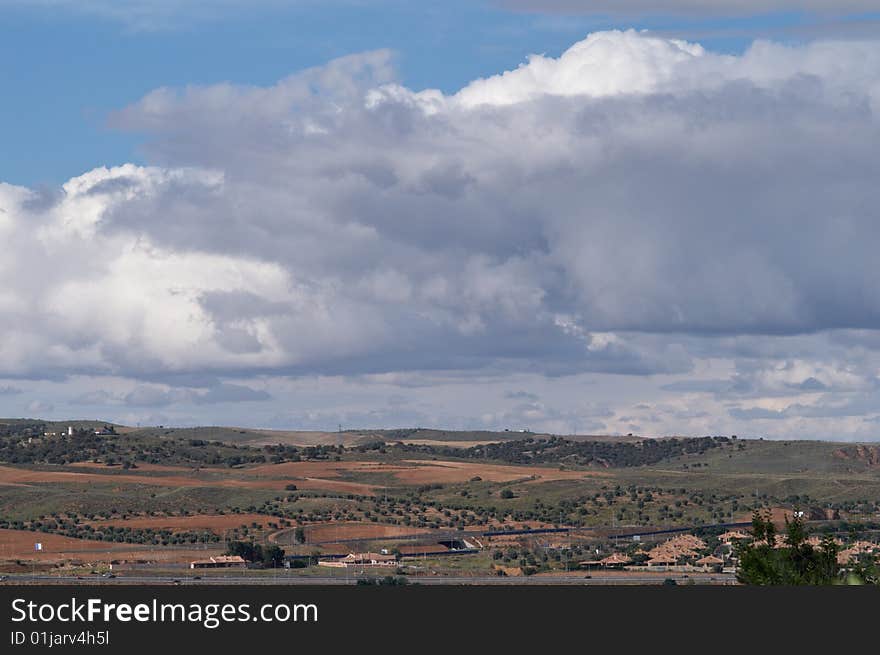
[3,1,880,439]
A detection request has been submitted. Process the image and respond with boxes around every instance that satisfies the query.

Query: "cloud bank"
[4,30,880,437]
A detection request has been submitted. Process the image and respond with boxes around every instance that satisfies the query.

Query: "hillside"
[2,418,880,578]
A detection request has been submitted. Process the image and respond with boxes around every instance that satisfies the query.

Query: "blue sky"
[4,1,880,438]
[1,1,863,186]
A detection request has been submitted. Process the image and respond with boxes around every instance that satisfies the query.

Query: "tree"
[736,513,843,585]
[226,540,285,567]
[847,553,880,585]
[750,509,776,545]
[226,540,257,562]
[784,513,807,549]
[262,544,285,568]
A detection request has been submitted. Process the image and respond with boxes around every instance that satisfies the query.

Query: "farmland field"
[2,420,880,582]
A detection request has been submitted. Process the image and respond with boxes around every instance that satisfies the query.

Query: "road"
[0,572,736,586]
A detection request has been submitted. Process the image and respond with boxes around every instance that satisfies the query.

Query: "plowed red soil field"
[85,513,276,532]
[0,528,219,562]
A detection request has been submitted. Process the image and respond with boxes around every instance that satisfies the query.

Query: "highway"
[0,572,736,586]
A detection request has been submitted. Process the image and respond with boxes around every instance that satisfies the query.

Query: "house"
[718,531,751,544]
[645,534,706,563]
[646,554,678,567]
[696,555,724,569]
[318,552,397,568]
[600,552,633,567]
[836,541,879,565]
[190,555,247,569]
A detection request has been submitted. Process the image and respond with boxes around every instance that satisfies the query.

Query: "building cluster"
[189,555,247,569]
[580,528,880,573]
[644,534,708,567]
[318,552,397,568]
[580,534,724,570]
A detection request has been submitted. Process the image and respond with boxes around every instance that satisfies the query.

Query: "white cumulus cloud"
[4,30,880,436]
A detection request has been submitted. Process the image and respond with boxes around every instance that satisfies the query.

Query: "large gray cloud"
[104,33,880,341]
[4,30,880,436]
[3,32,880,379]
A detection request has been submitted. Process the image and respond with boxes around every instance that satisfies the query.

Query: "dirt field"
[394,460,604,485]
[0,464,376,495]
[248,459,604,486]
[735,506,795,526]
[398,544,449,555]
[0,456,603,499]
[67,462,193,473]
[85,513,277,532]
[0,528,220,563]
[301,522,435,542]
[247,460,408,478]
[242,430,357,447]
